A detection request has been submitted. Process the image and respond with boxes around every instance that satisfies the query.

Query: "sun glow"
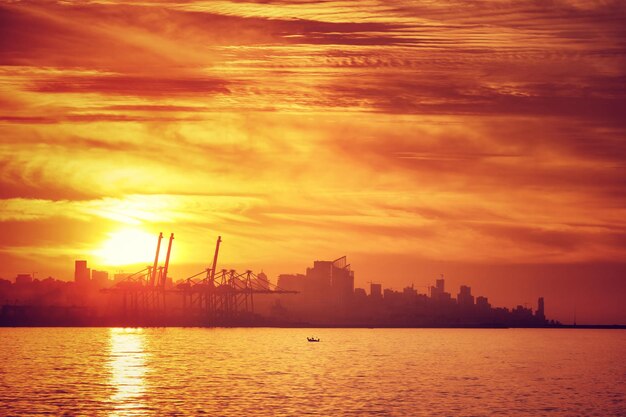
[93,229,157,266]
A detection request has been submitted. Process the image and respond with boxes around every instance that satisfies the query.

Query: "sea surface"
[0,328,624,416]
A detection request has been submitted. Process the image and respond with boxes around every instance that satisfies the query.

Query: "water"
[0,328,624,416]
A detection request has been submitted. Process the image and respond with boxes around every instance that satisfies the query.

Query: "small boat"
[307,337,320,342]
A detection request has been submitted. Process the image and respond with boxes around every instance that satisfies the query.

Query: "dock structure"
[102,235,297,325]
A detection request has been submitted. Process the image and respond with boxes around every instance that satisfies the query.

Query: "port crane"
[103,233,296,324]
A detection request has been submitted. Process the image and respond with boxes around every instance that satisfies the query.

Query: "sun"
[92,229,158,266]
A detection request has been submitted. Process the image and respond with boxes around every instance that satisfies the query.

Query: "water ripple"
[0,328,624,416]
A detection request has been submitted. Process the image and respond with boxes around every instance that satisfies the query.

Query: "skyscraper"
[457,285,475,308]
[436,278,445,293]
[74,260,90,284]
[536,297,545,320]
[370,283,382,299]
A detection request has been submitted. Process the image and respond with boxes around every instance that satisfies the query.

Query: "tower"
[536,297,545,321]
[74,260,90,284]
[436,276,445,293]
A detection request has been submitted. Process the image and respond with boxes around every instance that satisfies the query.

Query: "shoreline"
[1,323,624,329]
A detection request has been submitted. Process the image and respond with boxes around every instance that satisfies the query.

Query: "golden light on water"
[108,328,147,416]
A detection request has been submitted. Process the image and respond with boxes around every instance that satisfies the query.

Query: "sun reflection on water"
[108,328,148,416]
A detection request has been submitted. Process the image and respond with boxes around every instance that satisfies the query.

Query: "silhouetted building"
[74,260,90,284]
[330,256,354,303]
[383,289,405,310]
[271,257,356,323]
[436,278,445,293]
[457,285,474,308]
[15,274,33,285]
[403,285,418,301]
[277,273,306,292]
[257,271,270,290]
[305,262,332,293]
[0,256,555,328]
[536,297,545,320]
[512,305,534,323]
[476,296,491,309]
[370,283,382,299]
[305,256,354,304]
[431,276,453,303]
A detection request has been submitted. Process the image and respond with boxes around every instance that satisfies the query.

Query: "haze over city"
[0,0,625,325]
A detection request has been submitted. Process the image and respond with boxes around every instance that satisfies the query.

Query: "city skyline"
[1,235,621,326]
[1,253,556,328]
[1,238,624,325]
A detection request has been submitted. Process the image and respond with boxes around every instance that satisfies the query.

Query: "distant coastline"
[2,325,624,329]
[1,314,624,330]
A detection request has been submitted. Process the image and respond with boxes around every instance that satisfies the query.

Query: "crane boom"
[161,233,174,287]
[210,236,222,282]
[150,232,163,286]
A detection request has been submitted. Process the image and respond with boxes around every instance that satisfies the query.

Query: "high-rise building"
[431,276,447,301]
[457,285,475,308]
[403,285,418,301]
[436,278,445,293]
[305,257,354,303]
[536,297,545,320]
[370,283,382,299]
[476,296,491,309]
[74,260,90,284]
[257,271,270,290]
[15,274,33,285]
[330,257,354,303]
[305,261,333,293]
[277,273,306,292]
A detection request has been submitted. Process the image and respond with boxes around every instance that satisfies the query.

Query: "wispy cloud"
[0,0,624,280]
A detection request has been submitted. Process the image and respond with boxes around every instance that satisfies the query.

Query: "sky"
[0,0,625,324]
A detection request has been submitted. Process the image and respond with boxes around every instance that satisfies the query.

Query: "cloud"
[0,0,624,281]
[29,75,231,97]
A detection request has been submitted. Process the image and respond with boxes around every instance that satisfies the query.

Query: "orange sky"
[0,0,625,323]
